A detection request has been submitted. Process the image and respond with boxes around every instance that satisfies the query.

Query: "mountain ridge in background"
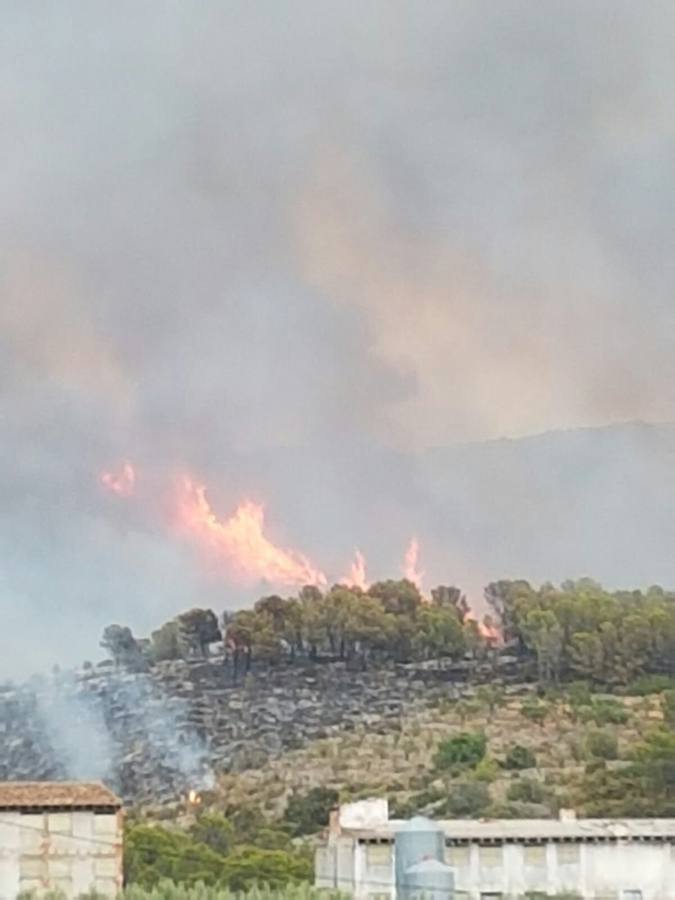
[254,420,675,594]
[415,419,675,591]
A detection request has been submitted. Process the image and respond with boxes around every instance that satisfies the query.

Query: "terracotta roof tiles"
[0,782,122,810]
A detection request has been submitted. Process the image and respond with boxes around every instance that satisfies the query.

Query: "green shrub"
[283,787,338,836]
[473,757,500,783]
[125,824,228,888]
[189,813,234,855]
[506,777,547,804]
[585,729,618,761]
[579,699,628,726]
[405,785,447,813]
[626,675,675,696]
[388,796,417,819]
[221,846,311,892]
[124,823,311,891]
[443,781,491,817]
[520,700,548,726]
[567,682,592,706]
[661,690,675,726]
[488,801,554,820]
[249,828,294,852]
[433,732,487,771]
[122,880,341,900]
[503,744,537,770]
[221,805,267,845]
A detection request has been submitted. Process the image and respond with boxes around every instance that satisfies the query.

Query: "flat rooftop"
[346,818,675,843]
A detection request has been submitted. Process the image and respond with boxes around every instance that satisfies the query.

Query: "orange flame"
[479,614,502,644]
[463,610,502,645]
[100,462,136,497]
[341,549,368,591]
[403,537,424,589]
[176,477,327,588]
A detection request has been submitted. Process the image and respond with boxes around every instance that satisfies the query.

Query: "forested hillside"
[102,577,675,687]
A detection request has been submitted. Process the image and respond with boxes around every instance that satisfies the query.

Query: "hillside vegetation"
[125,678,675,888]
[108,577,675,891]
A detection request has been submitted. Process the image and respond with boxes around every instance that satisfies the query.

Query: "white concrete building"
[315,799,675,900]
[0,782,123,899]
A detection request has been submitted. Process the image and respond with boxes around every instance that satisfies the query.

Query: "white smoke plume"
[23,669,214,798]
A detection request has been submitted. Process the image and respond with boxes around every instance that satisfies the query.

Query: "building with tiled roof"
[0,782,123,898]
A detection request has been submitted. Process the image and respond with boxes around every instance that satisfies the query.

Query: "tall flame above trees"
[98,461,471,611]
[176,477,327,588]
[341,549,368,590]
[403,537,424,589]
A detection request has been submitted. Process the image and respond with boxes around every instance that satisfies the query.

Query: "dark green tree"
[220,847,311,891]
[188,812,234,855]
[506,777,547,804]
[504,744,537,770]
[177,609,222,658]
[124,824,225,887]
[434,732,487,772]
[444,781,491,816]
[284,787,339,836]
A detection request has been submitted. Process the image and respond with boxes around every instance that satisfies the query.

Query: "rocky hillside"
[0,655,502,805]
[215,684,667,822]
[2,651,672,823]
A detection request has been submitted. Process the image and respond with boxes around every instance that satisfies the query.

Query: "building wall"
[318,838,675,900]
[0,810,123,899]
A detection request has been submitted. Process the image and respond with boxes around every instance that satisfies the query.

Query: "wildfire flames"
[479,616,501,644]
[464,610,502,645]
[341,549,368,591]
[403,537,424,589]
[176,477,328,588]
[98,463,497,645]
[100,462,136,497]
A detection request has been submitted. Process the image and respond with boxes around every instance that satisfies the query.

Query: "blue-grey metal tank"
[404,858,454,900]
[394,816,451,900]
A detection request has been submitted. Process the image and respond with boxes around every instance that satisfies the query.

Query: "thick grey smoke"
[2,1,675,674]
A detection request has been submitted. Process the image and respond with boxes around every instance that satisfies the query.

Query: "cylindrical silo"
[394,817,448,900]
[404,858,454,900]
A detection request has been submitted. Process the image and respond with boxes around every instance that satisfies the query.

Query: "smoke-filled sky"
[2,1,675,675]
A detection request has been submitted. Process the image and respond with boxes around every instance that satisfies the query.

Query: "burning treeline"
[108,579,499,678]
[100,461,500,667]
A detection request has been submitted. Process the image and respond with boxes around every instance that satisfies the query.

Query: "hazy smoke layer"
[23,670,213,795]
[2,2,675,674]
[35,675,113,782]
